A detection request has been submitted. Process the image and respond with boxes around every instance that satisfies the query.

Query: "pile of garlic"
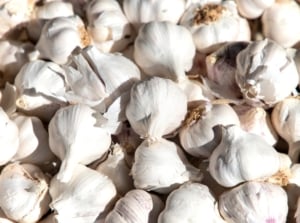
[0,0,300,222]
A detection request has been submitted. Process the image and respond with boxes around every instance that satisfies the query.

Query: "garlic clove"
[235,0,275,19]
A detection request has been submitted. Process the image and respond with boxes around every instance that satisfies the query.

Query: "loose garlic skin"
[158,182,224,223]
[0,163,51,223]
[219,181,288,223]
[236,39,299,108]
[235,0,275,19]
[134,21,195,82]
[180,1,251,53]
[262,0,300,48]
[123,0,186,31]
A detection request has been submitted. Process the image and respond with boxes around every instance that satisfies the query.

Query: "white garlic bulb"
[86,0,134,53]
[180,1,251,53]
[179,101,240,158]
[0,208,14,223]
[48,104,112,182]
[36,15,90,64]
[219,181,288,223]
[134,21,195,82]
[262,0,300,48]
[123,0,186,30]
[235,38,299,108]
[158,182,224,223]
[235,0,275,19]
[126,76,187,140]
[131,138,202,194]
[105,189,154,223]
[50,164,117,223]
[0,163,51,223]
[34,0,74,19]
[209,125,281,187]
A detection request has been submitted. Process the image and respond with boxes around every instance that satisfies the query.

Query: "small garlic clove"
[235,0,275,19]
[34,1,74,19]
[219,181,288,223]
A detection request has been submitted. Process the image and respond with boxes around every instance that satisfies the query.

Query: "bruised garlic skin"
[48,104,112,183]
[131,138,202,194]
[34,1,74,19]
[236,39,299,108]
[158,182,224,223]
[209,125,281,187]
[134,21,195,82]
[179,101,240,158]
[50,164,117,223]
[105,189,154,223]
[262,0,300,48]
[180,1,250,53]
[219,181,288,223]
[126,76,187,139]
[123,0,186,30]
[0,163,51,223]
[235,0,275,19]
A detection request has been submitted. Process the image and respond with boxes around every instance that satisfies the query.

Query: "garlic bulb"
[209,125,281,187]
[262,0,300,48]
[48,104,112,182]
[131,138,202,194]
[96,144,134,195]
[36,15,90,64]
[86,0,134,53]
[219,181,288,223]
[0,163,51,223]
[0,208,14,223]
[235,39,299,108]
[179,101,240,158]
[134,21,195,82]
[50,164,117,223]
[180,1,251,53]
[34,1,74,19]
[158,182,224,223]
[126,76,187,139]
[105,189,154,223]
[0,107,19,166]
[123,0,186,30]
[235,0,275,19]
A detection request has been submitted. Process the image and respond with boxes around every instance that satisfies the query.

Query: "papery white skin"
[131,138,202,194]
[0,208,14,223]
[219,181,288,223]
[86,0,134,53]
[235,0,275,19]
[262,0,300,48]
[96,144,134,195]
[271,97,300,163]
[209,125,281,187]
[123,0,186,30]
[180,1,250,53]
[0,163,51,223]
[48,104,111,183]
[235,39,299,107]
[179,101,240,158]
[0,107,19,166]
[36,15,90,64]
[105,189,153,223]
[126,76,187,139]
[158,182,225,223]
[34,1,74,19]
[50,164,117,223]
[134,21,195,82]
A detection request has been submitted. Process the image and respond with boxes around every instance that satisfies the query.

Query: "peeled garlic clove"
[48,104,112,183]
[158,182,224,223]
[209,125,281,187]
[131,138,202,194]
[50,164,117,223]
[180,1,251,53]
[123,0,186,30]
[126,76,187,139]
[34,1,74,19]
[0,163,51,223]
[236,38,299,108]
[134,21,195,82]
[236,0,275,19]
[179,101,240,158]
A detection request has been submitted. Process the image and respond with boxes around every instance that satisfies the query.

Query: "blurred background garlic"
[33,0,74,19]
[180,1,251,53]
[219,181,288,223]
[262,0,300,48]
[235,38,299,108]
[235,0,275,19]
[0,163,51,223]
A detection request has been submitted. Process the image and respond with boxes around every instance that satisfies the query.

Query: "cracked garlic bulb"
[235,0,275,19]
[235,38,299,108]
